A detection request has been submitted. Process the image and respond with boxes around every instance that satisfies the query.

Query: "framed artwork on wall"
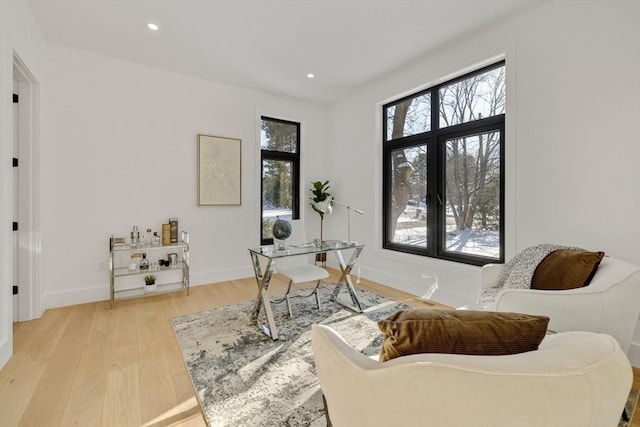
[197,134,241,206]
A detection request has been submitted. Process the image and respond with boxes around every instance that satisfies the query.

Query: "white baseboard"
[42,285,109,309]
[39,266,254,311]
[190,266,253,287]
[0,336,12,371]
[359,265,476,308]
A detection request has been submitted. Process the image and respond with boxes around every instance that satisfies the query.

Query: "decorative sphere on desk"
[272,219,292,241]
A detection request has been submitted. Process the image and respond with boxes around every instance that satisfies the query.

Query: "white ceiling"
[26,0,545,105]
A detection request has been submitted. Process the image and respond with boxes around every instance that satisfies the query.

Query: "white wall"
[40,45,328,307]
[326,1,640,365]
[0,0,47,369]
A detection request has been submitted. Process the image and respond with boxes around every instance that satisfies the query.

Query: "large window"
[383,62,505,265]
[261,116,300,244]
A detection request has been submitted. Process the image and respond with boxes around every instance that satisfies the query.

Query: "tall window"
[261,116,300,244]
[383,62,505,265]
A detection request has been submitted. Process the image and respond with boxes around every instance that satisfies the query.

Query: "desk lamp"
[331,199,364,244]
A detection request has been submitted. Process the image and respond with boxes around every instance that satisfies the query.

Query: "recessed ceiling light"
[147,23,159,31]
[307,73,315,79]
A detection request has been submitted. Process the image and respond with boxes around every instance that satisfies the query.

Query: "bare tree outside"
[444,131,501,256]
[441,67,504,257]
[386,93,429,240]
[385,65,504,259]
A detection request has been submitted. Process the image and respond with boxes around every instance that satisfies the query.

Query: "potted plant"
[144,274,158,293]
[310,180,332,238]
[310,180,332,265]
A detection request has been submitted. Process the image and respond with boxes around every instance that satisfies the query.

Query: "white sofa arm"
[480,263,503,290]
[496,288,602,329]
[495,271,640,353]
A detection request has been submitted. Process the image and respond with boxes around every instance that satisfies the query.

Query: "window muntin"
[261,117,300,244]
[383,62,505,265]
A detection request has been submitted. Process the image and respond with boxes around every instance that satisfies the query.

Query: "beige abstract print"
[198,134,241,205]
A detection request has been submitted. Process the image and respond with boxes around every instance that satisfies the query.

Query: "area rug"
[620,384,639,427]
[171,286,407,426]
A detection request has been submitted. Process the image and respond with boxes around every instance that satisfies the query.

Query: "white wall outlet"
[97,260,105,271]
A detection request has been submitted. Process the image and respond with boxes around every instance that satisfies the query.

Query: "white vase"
[145,284,157,293]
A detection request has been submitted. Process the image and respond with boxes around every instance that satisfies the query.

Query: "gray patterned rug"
[620,384,639,427]
[171,286,408,426]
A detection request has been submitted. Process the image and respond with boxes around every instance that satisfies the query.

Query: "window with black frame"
[383,62,505,265]
[260,116,300,245]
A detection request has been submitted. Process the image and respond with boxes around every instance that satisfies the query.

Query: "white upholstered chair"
[273,220,328,318]
[480,256,640,353]
[311,324,632,427]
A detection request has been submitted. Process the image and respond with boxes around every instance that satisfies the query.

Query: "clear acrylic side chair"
[272,220,329,318]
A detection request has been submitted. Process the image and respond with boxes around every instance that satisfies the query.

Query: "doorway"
[12,53,40,323]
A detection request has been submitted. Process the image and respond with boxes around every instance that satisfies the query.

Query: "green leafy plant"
[144,274,157,286]
[309,180,331,219]
[309,180,332,251]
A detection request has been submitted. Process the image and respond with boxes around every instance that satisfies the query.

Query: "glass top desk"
[248,240,365,340]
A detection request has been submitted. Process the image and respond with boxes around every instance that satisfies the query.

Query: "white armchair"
[311,324,632,427]
[481,256,640,353]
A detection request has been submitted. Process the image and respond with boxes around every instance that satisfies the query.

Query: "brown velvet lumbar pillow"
[531,249,605,291]
[377,309,549,362]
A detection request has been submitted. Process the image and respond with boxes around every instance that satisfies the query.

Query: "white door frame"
[12,53,40,323]
[13,75,19,322]
[0,46,40,369]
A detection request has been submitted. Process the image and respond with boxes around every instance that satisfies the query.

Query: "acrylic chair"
[273,220,329,318]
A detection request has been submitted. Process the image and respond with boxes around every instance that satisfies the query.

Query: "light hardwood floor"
[1,271,638,426]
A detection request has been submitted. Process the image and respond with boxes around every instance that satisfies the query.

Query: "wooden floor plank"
[107,299,140,370]
[0,308,74,425]
[136,297,181,426]
[18,303,97,426]
[0,359,48,427]
[102,364,142,427]
[0,320,40,390]
[59,301,113,427]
